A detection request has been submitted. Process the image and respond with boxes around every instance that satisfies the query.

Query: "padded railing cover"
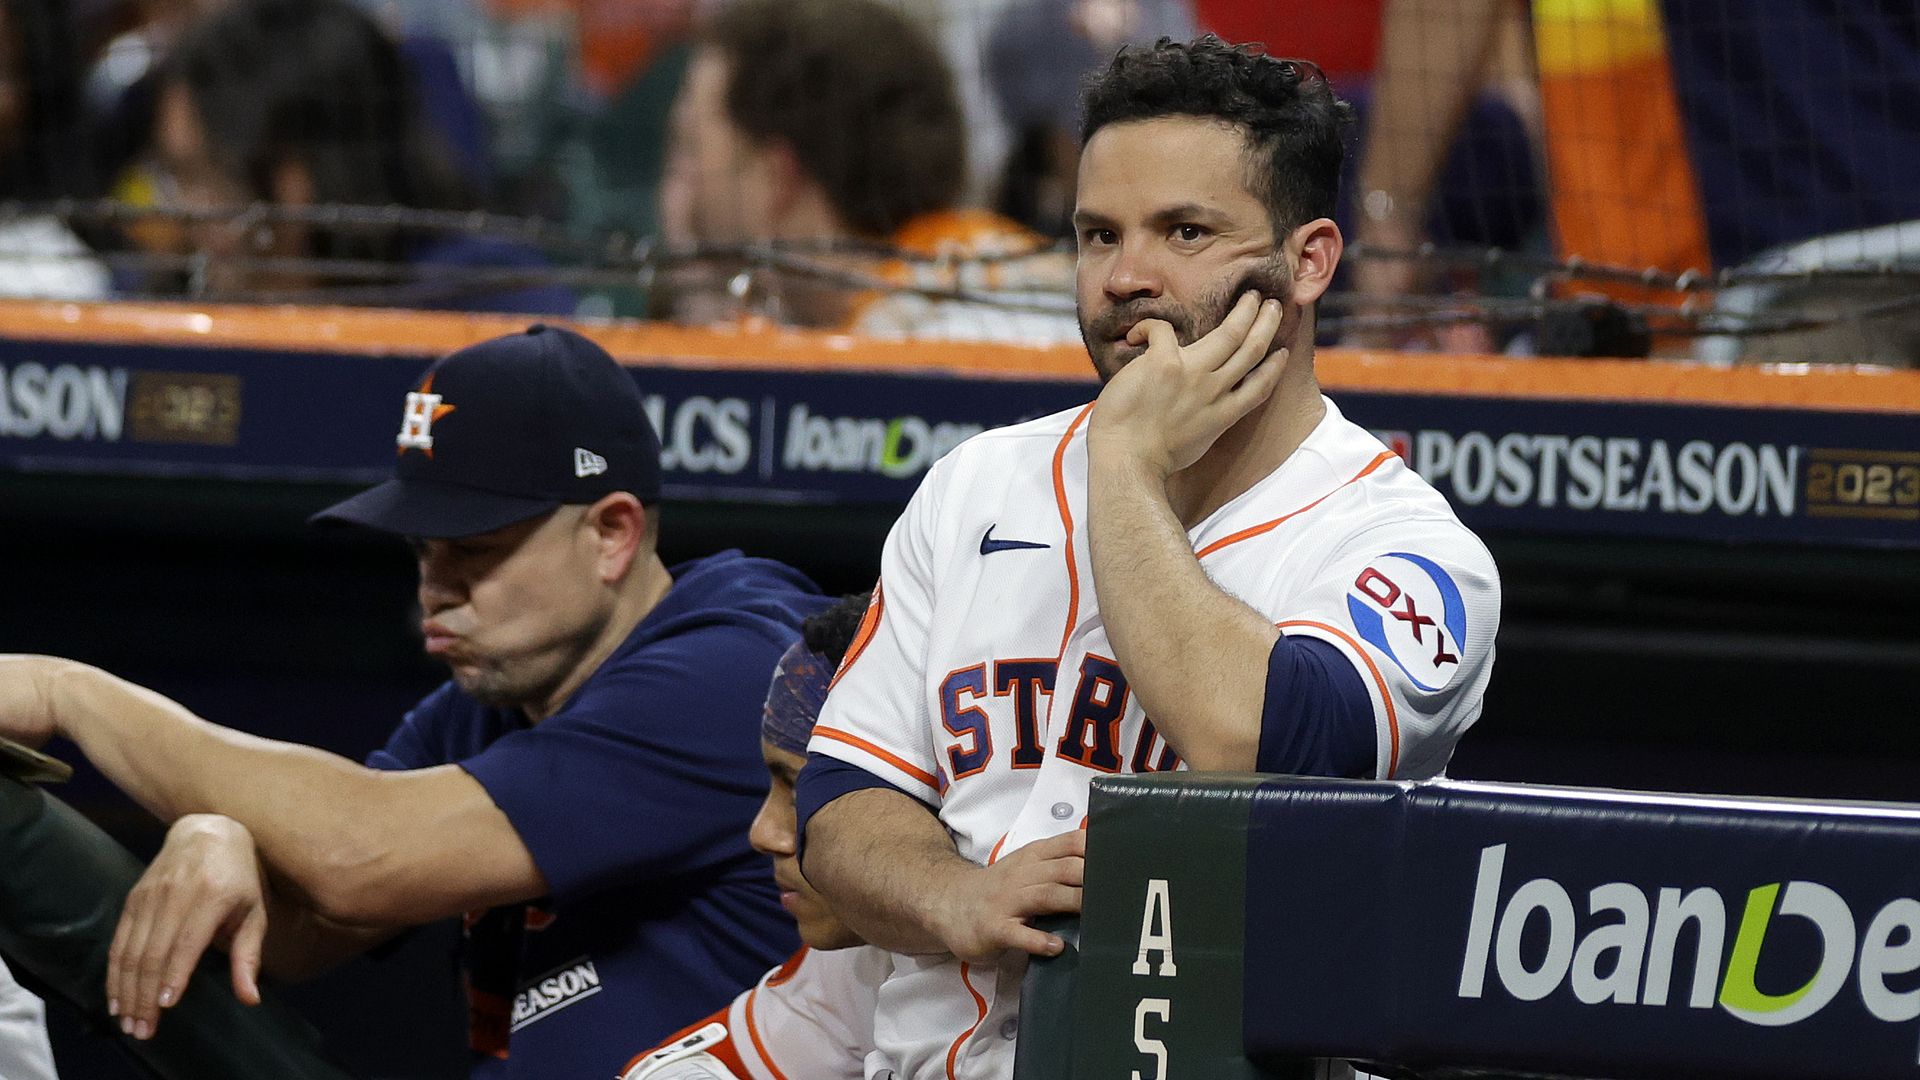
[1020,774,1920,1080]
[0,775,356,1080]
[1243,777,1920,1079]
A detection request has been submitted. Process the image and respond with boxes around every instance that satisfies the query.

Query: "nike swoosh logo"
[980,525,1050,555]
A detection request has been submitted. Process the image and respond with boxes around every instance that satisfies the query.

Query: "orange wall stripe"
[1051,405,1096,660]
[1275,619,1401,777]
[811,726,939,790]
[1316,349,1920,412]
[0,299,1087,379]
[3,299,1915,411]
[1194,451,1398,560]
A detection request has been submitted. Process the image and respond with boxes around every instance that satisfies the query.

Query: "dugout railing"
[1014,774,1920,1080]
[0,772,357,1080]
[4,301,1918,1074]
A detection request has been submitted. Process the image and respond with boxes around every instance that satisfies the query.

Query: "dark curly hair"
[1080,36,1352,236]
[803,591,874,667]
[161,0,470,262]
[702,0,966,239]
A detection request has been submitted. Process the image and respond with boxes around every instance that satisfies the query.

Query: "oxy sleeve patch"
[1344,551,1468,693]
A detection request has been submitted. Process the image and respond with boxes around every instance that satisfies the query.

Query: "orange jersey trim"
[1275,618,1401,776]
[1052,404,1097,659]
[1194,451,1398,560]
[742,984,793,1080]
[812,726,940,790]
[621,1003,750,1078]
[987,833,1010,865]
[765,946,810,989]
[829,580,885,691]
[945,962,992,1080]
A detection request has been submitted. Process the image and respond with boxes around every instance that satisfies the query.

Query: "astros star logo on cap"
[314,325,664,539]
[395,372,457,457]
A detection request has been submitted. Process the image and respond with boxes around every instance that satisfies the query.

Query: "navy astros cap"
[312,325,662,539]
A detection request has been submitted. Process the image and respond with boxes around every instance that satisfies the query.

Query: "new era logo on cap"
[574,447,608,478]
[311,325,664,539]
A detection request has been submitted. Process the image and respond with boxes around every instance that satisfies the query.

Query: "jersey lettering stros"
[811,398,1499,1080]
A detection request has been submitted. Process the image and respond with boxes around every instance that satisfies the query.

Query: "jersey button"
[1050,802,1074,820]
[999,1016,1019,1040]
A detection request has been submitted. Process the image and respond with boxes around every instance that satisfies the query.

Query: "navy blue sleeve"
[795,753,935,880]
[1257,635,1376,778]
[460,623,784,905]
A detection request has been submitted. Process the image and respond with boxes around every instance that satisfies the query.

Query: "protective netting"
[0,0,1915,362]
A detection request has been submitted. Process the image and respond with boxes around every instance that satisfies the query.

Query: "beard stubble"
[1078,255,1295,383]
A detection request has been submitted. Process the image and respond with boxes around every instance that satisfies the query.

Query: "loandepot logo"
[782,404,981,479]
[1459,845,1920,1045]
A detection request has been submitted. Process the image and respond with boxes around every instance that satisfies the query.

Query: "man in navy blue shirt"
[0,326,822,1077]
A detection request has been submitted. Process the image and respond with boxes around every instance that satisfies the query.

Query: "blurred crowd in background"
[1,0,1918,362]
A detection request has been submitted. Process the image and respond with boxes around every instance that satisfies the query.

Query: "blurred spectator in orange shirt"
[658,0,1076,343]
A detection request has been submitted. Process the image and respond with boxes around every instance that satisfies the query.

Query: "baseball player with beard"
[797,38,1500,1080]
[620,592,889,1080]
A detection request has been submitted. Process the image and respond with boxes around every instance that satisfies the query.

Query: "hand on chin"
[1088,292,1288,478]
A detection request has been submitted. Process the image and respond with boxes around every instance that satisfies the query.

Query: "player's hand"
[108,814,268,1040]
[1090,290,1288,480]
[927,830,1085,964]
[0,655,72,749]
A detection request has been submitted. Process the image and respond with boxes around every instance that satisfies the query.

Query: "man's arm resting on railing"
[0,657,545,927]
[798,775,1081,963]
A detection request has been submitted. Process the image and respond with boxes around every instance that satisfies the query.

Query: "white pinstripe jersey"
[810,396,1500,1080]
